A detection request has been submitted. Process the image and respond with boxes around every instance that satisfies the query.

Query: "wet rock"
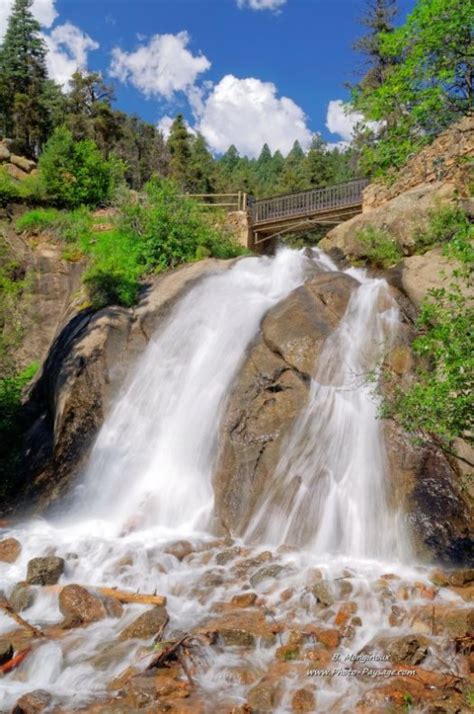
[388,605,406,628]
[230,592,258,608]
[59,584,107,626]
[305,626,341,649]
[216,546,248,565]
[249,564,284,588]
[9,582,36,612]
[304,648,332,667]
[26,556,65,585]
[410,604,474,637]
[164,540,193,561]
[224,665,262,685]
[0,640,13,665]
[12,690,51,714]
[11,690,52,714]
[213,272,357,536]
[309,581,334,607]
[335,602,357,627]
[385,635,431,665]
[0,537,22,563]
[449,569,474,587]
[430,569,450,587]
[291,687,316,713]
[196,609,282,648]
[119,606,169,640]
[247,683,276,712]
[276,643,300,661]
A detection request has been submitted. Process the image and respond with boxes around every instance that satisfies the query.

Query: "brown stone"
[12,690,51,714]
[0,537,22,563]
[0,142,11,162]
[59,584,107,627]
[4,162,29,181]
[291,688,316,713]
[26,556,65,585]
[164,540,193,561]
[230,592,258,608]
[9,582,36,612]
[10,154,36,173]
[119,605,169,640]
[275,643,300,661]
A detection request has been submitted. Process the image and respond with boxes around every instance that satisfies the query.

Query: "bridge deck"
[250,177,368,244]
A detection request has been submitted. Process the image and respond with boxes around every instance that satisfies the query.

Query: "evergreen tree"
[305,135,333,187]
[188,134,215,193]
[167,114,193,190]
[353,0,399,91]
[0,0,50,154]
[278,141,307,193]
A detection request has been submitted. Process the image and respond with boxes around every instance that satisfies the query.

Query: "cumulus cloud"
[43,22,99,88]
[110,32,211,100]
[237,0,287,11]
[326,99,379,145]
[196,75,312,158]
[0,0,58,40]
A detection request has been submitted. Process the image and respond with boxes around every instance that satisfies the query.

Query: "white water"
[247,267,410,561]
[0,247,440,712]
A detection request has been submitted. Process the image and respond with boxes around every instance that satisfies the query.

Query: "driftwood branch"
[0,598,45,639]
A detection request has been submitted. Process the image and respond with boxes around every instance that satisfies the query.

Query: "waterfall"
[73,249,314,535]
[246,267,409,561]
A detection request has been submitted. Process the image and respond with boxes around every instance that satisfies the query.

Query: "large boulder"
[212,271,358,535]
[402,245,473,308]
[320,182,457,261]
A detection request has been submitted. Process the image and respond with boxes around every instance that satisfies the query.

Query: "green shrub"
[357,225,403,268]
[415,205,471,251]
[38,126,114,208]
[16,206,93,245]
[16,207,61,232]
[0,167,20,206]
[120,178,244,273]
[83,267,139,309]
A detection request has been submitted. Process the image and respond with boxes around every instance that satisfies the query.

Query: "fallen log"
[0,599,45,639]
[0,647,31,674]
[44,584,166,607]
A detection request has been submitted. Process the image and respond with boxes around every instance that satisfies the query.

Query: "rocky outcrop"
[401,245,473,308]
[212,271,358,535]
[0,140,37,181]
[363,115,473,210]
[3,259,233,516]
[320,182,457,262]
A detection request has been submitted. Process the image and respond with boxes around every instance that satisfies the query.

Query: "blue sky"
[1,0,415,156]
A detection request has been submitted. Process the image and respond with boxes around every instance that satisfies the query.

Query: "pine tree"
[0,0,50,154]
[167,114,193,190]
[353,0,399,91]
[278,141,307,193]
[188,134,215,193]
[305,135,332,187]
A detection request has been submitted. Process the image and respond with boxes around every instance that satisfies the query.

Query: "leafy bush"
[38,126,116,208]
[381,226,473,455]
[357,225,403,268]
[120,178,245,272]
[415,205,471,251]
[0,167,20,206]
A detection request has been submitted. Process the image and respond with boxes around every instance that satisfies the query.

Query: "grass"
[356,225,403,268]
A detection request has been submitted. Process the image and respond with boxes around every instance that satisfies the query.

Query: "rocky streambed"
[0,530,473,713]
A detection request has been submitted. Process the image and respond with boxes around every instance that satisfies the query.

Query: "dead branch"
[0,598,45,639]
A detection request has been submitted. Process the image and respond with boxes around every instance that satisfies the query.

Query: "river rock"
[26,556,64,585]
[309,581,334,607]
[213,271,358,535]
[0,537,22,562]
[164,540,193,561]
[12,690,51,714]
[119,605,169,640]
[9,582,36,612]
[249,564,285,588]
[0,142,11,162]
[59,584,108,626]
[291,688,316,712]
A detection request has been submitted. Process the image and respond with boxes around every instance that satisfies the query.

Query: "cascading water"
[73,248,314,535]
[247,268,410,561]
[1,248,456,713]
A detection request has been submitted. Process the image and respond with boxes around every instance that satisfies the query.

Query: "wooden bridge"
[184,177,369,250]
[249,177,369,246]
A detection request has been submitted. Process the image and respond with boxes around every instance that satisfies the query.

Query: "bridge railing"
[251,178,369,226]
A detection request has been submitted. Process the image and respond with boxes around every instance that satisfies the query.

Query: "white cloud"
[195,75,312,158]
[42,22,99,88]
[326,99,379,143]
[237,0,287,10]
[0,0,58,40]
[110,32,211,100]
